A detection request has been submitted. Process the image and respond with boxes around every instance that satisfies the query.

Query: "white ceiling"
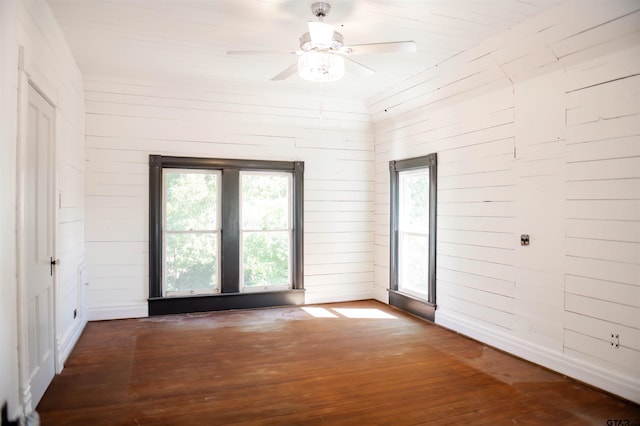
[47,0,562,101]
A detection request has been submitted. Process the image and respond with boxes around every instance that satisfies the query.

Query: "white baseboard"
[373,285,389,304]
[436,308,640,404]
[88,303,148,321]
[56,317,87,373]
[304,287,374,305]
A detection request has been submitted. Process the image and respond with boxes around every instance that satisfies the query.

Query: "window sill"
[388,289,435,322]
[148,289,305,316]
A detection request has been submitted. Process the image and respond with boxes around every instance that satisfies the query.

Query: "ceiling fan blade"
[345,41,417,55]
[227,50,296,56]
[343,56,375,77]
[271,63,299,81]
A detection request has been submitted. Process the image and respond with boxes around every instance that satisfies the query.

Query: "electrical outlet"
[610,333,620,349]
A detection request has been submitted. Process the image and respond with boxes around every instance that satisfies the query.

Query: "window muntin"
[240,172,292,292]
[398,169,430,299]
[163,169,221,296]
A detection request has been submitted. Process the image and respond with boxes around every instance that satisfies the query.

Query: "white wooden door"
[25,83,56,407]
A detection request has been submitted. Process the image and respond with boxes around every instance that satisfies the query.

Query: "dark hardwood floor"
[38,300,639,425]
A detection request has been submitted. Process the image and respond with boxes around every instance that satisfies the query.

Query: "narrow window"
[389,153,437,321]
[163,169,221,296]
[240,172,292,292]
[398,169,430,300]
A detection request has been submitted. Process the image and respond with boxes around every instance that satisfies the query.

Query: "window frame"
[389,153,437,321]
[149,155,304,316]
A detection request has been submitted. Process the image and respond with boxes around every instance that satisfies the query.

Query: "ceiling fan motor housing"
[299,31,344,52]
[311,2,331,19]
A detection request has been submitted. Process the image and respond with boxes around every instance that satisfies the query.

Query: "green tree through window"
[398,170,430,298]
[241,172,291,289]
[164,170,220,295]
[148,155,304,314]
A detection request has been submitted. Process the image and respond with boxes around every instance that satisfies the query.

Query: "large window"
[149,156,304,315]
[389,153,437,321]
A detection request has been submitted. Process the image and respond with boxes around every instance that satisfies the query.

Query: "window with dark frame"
[148,155,305,316]
[389,153,437,321]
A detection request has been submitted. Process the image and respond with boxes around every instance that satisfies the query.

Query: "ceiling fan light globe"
[298,52,344,82]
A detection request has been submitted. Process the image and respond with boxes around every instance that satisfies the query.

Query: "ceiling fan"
[227,2,417,82]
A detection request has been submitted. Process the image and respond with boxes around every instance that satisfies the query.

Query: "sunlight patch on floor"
[301,307,339,318]
[301,306,397,319]
[333,308,397,319]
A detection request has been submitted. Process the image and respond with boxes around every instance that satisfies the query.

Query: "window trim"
[149,155,304,315]
[389,153,437,321]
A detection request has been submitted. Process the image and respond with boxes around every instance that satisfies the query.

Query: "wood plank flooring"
[37,300,640,425]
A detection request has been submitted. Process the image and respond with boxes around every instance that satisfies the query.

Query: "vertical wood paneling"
[84,79,375,317]
[370,2,640,403]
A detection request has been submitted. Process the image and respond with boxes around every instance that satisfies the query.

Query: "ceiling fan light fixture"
[227,2,416,82]
[308,21,335,46]
[298,51,344,82]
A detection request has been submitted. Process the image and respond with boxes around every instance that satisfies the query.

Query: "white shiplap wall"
[84,77,375,319]
[17,0,86,374]
[0,0,20,418]
[0,0,86,416]
[369,2,639,403]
